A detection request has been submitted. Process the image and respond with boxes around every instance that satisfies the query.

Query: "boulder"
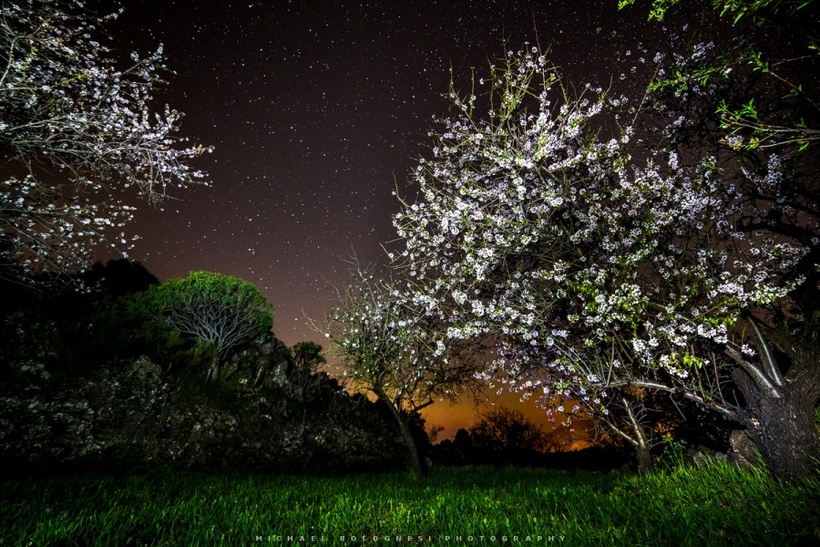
[728,429,758,470]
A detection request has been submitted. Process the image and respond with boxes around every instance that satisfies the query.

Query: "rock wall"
[0,337,407,474]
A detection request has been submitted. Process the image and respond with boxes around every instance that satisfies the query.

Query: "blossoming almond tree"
[322,266,481,479]
[392,46,818,479]
[622,0,820,475]
[0,1,211,286]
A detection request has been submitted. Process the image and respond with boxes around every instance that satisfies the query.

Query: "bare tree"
[470,406,559,456]
[291,341,326,398]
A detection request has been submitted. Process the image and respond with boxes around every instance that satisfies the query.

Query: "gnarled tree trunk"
[732,360,820,481]
[727,318,820,481]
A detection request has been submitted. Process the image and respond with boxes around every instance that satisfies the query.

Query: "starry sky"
[110,0,659,438]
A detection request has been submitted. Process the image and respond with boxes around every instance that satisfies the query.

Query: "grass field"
[1,462,817,546]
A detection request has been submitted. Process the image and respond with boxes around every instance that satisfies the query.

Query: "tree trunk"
[381,396,427,480]
[635,441,653,475]
[622,395,654,475]
[207,357,220,382]
[732,364,820,481]
[397,417,427,480]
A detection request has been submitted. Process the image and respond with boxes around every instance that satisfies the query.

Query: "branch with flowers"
[0,1,211,286]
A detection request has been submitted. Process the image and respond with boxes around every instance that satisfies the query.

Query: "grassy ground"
[1,463,817,546]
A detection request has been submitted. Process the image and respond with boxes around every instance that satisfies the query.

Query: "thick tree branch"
[724,344,782,399]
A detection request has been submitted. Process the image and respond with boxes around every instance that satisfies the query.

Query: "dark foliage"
[432,433,631,472]
[0,264,412,475]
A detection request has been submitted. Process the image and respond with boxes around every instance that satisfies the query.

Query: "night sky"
[110,1,658,438]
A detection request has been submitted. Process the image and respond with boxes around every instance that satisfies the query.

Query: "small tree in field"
[470,406,558,460]
[322,266,481,479]
[0,1,210,286]
[392,45,818,480]
[138,271,273,380]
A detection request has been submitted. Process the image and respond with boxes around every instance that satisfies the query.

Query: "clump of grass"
[0,464,816,545]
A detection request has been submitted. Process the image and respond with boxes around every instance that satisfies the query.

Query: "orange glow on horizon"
[421,390,596,451]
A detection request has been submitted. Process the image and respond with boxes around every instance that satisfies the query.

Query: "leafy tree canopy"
[136,271,272,360]
[622,0,819,154]
[619,0,816,23]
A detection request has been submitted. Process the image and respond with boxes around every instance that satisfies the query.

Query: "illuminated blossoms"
[0,1,210,283]
[392,47,807,438]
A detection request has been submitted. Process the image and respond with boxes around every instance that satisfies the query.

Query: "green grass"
[1,464,817,546]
